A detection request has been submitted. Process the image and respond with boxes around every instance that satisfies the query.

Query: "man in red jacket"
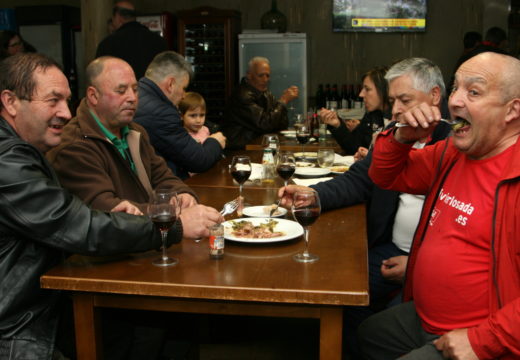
[361,51,520,359]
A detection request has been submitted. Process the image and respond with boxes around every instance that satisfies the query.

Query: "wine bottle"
[315,84,325,109]
[354,84,364,109]
[329,84,339,110]
[324,83,331,109]
[340,84,349,109]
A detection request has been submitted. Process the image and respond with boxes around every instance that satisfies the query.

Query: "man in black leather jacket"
[221,56,299,149]
[0,53,180,359]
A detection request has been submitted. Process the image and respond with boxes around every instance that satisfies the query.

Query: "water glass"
[317,149,335,168]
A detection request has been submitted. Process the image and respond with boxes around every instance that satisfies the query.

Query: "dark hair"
[0,30,20,59]
[0,52,62,110]
[485,27,507,46]
[362,66,390,111]
[113,5,136,19]
[463,31,482,49]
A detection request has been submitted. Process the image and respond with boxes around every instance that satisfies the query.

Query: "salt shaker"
[209,223,224,259]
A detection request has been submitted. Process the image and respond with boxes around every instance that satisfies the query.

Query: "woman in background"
[320,66,390,155]
[0,30,35,60]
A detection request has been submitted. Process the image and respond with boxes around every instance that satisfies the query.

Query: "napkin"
[292,177,334,187]
[334,154,355,166]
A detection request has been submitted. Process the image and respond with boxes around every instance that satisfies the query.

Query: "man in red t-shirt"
[360,52,520,360]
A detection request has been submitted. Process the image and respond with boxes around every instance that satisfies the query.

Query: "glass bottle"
[261,0,287,33]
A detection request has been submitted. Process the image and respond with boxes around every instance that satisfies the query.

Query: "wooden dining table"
[41,160,368,360]
[245,133,342,153]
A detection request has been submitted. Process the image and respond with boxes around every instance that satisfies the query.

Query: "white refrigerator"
[238,33,308,122]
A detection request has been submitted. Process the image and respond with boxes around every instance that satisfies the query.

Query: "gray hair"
[145,51,193,83]
[247,56,269,73]
[385,58,446,98]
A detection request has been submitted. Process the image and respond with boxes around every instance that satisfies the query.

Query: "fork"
[394,118,461,128]
[220,198,239,216]
[269,198,282,218]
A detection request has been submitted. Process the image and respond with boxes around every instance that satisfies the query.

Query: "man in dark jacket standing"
[221,56,299,149]
[96,1,167,79]
[134,51,226,179]
[0,53,180,359]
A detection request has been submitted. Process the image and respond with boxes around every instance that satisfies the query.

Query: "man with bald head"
[96,1,167,79]
[360,52,520,359]
[221,56,299,149]
[48,56,222,240]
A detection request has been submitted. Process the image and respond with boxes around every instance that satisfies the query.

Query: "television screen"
[333,0,427,33]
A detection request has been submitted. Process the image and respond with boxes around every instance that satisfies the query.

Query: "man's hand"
[177,193,197,209]
[111,200,143,216]
[209,131,226,148]
[278,184,314,208]
[380,255,408,283]
[433,328,478,360]
[318,108,340,128]
[394,102,442,144]
[354,147,369,162]
[280,86,299,104]
[179,205,224,239]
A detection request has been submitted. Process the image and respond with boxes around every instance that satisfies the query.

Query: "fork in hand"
[394,118,462,128]
[220,198,240,217]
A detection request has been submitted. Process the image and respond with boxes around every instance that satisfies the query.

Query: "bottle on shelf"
[354,84,364,109]
[340,84,349,109]
[329,84,339,110]
[315,84,325,109]
[324,83,331,109]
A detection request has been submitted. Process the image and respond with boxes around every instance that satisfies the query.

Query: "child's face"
[182,107,206,133]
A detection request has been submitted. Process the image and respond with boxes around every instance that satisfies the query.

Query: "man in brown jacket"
[47,56,222,239]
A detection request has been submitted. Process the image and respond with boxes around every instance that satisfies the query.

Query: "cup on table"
[317,149,335,168]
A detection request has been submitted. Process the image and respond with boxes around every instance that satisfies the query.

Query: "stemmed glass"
[230,155,252,207]
[276,151,296,187]
[261,134,280,157]
[148,189,179,267]
[292,189,321,263]
[296,123,310,159]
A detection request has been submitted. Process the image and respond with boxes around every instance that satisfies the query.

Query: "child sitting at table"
[179,92,210,144]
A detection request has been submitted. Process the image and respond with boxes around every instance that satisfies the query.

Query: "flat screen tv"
[333,0,427,33]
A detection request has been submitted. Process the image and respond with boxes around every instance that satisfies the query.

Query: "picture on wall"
[333,0,427,32]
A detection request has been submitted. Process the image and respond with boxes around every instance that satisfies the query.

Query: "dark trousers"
[358,301,443,360]
[343,242,406,357]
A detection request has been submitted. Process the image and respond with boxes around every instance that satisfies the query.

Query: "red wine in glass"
[151,213,176,232]
[296,133,310,145]
[231,169,251,184]
[293,208,320,227]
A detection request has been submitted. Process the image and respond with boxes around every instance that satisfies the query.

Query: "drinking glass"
[296,124,310,156]
[317,149,335,168]
[230,155,252,205]
[261,134,280,157]
[292,189,321,263]
[148,189,179,267]
[276,151,296,187]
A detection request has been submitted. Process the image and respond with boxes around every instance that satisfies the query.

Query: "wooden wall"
[2,0,510,99]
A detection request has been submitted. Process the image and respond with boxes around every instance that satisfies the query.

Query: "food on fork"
[263,204,283,216]
[230,219,285,238]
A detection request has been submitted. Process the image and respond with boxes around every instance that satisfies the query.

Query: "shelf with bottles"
[315,83,363,110]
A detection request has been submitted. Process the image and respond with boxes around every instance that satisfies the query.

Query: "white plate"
[280,130,296,138]
[242,205,288,218]
[294,167,331,178]
[223,218,303,243]
[330,165,349,175]
[294,152,318,159]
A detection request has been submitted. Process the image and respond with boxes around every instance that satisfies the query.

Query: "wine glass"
[261,134,280,157]
[148,189,179,267]
[230,155,252,208]
[276,151,296,187]
[296,123,310,160]
[292,189,321,263]
[317,149,335,168]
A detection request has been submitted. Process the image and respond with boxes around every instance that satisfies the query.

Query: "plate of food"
[294,167,331,178]
[223,218,303,243]
[242,205,288,218]
[294,152,318,160]
[330,165,349,174]
[280,130,296,138]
